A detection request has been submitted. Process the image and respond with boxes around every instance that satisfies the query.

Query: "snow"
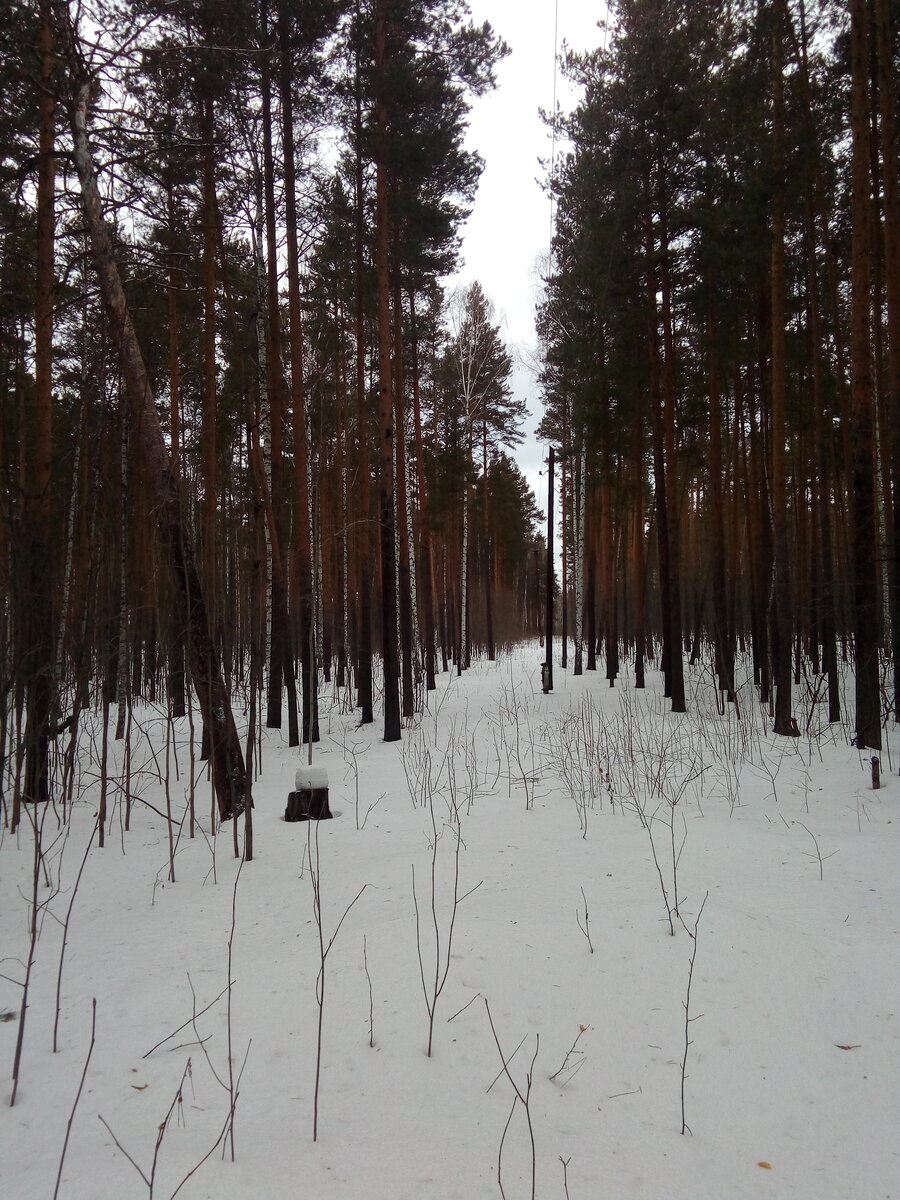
[2,643,898,1199]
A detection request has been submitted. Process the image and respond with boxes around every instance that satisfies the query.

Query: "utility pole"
[543,444,555,692]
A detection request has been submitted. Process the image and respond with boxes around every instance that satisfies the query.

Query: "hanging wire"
[549,0,560,262]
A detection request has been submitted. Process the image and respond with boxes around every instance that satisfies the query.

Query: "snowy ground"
[2,643,898,1200]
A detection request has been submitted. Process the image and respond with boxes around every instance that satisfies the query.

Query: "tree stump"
[285,765,332,821]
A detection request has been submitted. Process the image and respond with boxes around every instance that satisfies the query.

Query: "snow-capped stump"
[285,765,332,821]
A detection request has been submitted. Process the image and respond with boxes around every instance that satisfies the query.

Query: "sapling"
[10,800,64,1105]
[363,936,375,1048]
[753,741,790,804]
[98,1054,242,1199]
[549,1025,589,1087]
[224,855,244,1159]
[412,791,481,1056]
[575,888,594,954]
[53,997,96,1200]
[164,713,176,880]
[793,821,837,880]
[680,892,708,1135]
[559,1155,572,1200]
[53,814,100,1052]
[630,793,675,936]
[307,818,366,1140]
[484,999,539,1200]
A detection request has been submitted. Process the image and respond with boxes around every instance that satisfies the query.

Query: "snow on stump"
[285,765,333,822]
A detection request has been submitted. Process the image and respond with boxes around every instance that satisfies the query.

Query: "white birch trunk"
[252,200,273,681]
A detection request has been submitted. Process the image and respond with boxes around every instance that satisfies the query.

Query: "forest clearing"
[2,645,898,1199]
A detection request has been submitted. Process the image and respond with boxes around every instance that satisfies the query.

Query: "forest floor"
[1,642,898,1200]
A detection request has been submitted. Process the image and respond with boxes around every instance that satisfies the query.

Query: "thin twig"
[560,1155,572,1200]
[53,998,96,1200]
[549,1025,589,1084]
[142,982,230,1058]
[575,887,594,953]
[447,991,481,1023]
[363,936,375,1048]
[681,892,708,1135]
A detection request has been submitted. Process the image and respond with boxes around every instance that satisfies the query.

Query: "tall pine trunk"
[278,5,318,745]
[850,0,881,750]
[770,1,795,736]
[873,0,900,720]
[374,0,401,740]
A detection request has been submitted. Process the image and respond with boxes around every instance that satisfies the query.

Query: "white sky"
[449,0,611,513]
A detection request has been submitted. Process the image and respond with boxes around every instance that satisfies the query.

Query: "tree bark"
[374,0,401,740]
[873,0,900,719]
[850,0,882,750]
[771,0,795,735]
[353,3,374,723]
[409,291,437,689]
[278,4,318,745]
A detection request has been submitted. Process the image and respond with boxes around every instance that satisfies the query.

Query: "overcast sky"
[448,1,610,511]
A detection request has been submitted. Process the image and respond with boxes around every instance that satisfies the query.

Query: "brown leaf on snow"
[835,1044,861,1051]
[757,1162,773,1170]
[130,1083,148,1090]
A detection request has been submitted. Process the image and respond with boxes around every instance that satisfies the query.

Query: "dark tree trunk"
[353,8,374,723]
[483,425,495,662]
[409,292,436,690]
[647,219,674,703]
[164,175,186,721]
[658,223,685,712]
[850,0,882,750]
[393,282,415,718]
[261,5,289,733]
[771,2,795,736]
[375,0,401,740]
[544,445,554,691]
[279,4,318,745]
[873,0,900,720]
[707,278,734,702]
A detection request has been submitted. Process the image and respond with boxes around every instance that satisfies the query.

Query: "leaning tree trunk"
[20,0,57,819]
[55,30,247,820]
